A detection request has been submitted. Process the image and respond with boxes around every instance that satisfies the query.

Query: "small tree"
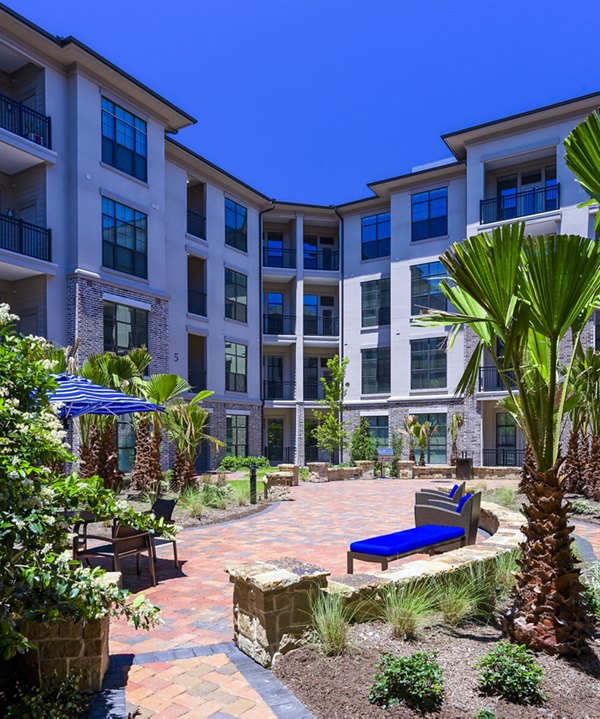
[312,355,349,462]
[416,421,437,467]
[403,415,418,462]
[350,417,377,463]
[449,413,464,466]
[391,430,404,459]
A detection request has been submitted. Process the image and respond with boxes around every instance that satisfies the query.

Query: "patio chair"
[414,491,482,545]
[415,481,465,507]
[147,498,179,568]
[74,521,156,586]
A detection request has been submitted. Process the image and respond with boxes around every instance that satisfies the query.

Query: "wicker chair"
[415,481,465,507]
[414,491,481,546]
[147,498,179,568]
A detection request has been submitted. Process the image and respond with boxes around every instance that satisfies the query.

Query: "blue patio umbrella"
[48,373,164,419]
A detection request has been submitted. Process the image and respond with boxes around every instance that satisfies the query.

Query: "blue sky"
[7,0,599,203]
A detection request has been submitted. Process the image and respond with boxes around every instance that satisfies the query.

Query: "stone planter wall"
[355,461,375,479]
[327,466,361,481]
[393,460,415,478]
[412,465,454,479]
[226,503,523,667]
[307,462,328,482]
[267,464,299,488]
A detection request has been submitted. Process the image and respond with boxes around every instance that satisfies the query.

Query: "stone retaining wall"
[306,461,374,482]
[225,503,523,667]
[306,461,521,482]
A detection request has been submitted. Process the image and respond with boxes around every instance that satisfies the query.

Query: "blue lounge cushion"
[349,524,465,557]
[456,493,472,513]
[448,483,459,498]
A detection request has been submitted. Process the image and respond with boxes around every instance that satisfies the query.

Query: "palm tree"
[163,391,223,488]
[449,413,464,466]
[417,223,600,654]
[402,415,418,463]
[416,421,436,467]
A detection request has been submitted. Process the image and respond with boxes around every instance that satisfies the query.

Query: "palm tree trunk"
[131,417,154,491]
[589,434,600,501]
[519,443,535,494]
[418,447,425,467]
[450,439,458,467]
[408,443,415,463]
[503,463,592,655]
[171,447,186,490]
[98,420,122,491]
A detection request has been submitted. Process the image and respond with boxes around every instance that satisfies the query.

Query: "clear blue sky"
[7,0,599,204]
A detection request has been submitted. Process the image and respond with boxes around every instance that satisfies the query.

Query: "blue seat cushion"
[456,493,472,513]
[448,483,459,498]
[350,524,465,557]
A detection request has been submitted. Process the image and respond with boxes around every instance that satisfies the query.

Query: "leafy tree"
[350,417,377,463]
[391,430,404,459]
[311,355,349,462]
[417,223,600,654]
[449,413,464,466]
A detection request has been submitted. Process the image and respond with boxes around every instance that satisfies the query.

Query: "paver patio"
[102,478,600,718]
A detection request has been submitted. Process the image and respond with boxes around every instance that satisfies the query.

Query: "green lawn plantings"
[570,498,600,516]
[474,710,496,719]
[179,486,204,517]
[475,640,546,704]
[310,590,350,656]
[483,486,521,513]
[492,549,520,597]
[369,651,444,713]
[435,562,496,627]
[4,675,88,719]
[378,580,436,640]
[217,455,270,471]
[227,479,266,505]
[581,562,600,619]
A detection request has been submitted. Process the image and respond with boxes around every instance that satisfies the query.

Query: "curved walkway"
[104,479,600,718]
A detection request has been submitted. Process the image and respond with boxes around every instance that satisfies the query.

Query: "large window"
[226,415,248,457]
[410,338,447,390]
[225,341,247,392]
[103,301,148,355]
[225,268,248,323]
[361,278,390,327]
[410,261,447,315]
[414,412,447,464]
[411,188,447,241]
[117,418,136,473]
[102,197,147,278]
[101,97,147,181]
[361,347,391,394]
[366,415,389,446]
[361,212,390,260]
[225,198,248,252]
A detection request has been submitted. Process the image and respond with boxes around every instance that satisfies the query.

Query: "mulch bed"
[274,621,600,718]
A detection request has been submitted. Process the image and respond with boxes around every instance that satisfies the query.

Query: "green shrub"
[378,580,436,640]
[350,417,377,463]
[492,550,520,597]
[581,563,600,619]
[484,487,521,513]
[475,640,546,704]
[434,562,496,627]
[5,675,89,719]
[570,498,600,516]
[311,591,350,656]
[217,455,270,471]
[475,710,496,719]
[200,481,233,509]
[299,467,309,481]
[369,651,444,712]
[179,486,204,517]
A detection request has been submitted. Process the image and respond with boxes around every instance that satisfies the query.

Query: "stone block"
[355,461,375,479]
[306,462,328,482]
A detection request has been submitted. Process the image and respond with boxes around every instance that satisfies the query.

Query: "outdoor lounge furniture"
[147,498,179,568]
[346,492,481,574]
[74,521,156,586]
[415,482,465,506]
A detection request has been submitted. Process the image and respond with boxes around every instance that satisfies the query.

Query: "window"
[103,301,148,355]
[225,268,248,323]
[496,412,517,449]
[226,415,248,457]
[117,417,136,473]
[102,197,147,278]
[304,294,319,335]
[410,338,447,389]
[411,188,447,241]
[225,341,247,392]
[361,212,390,260]
[410,262,447,315]
[361,347,391,394]
[101,97,147,181]
[414,413,447,464]
[366,415,389,446]
[225,198,247,252]
[361,278,390,327]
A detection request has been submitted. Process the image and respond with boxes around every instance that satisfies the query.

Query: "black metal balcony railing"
[480,184,560,224]
[303,249,339,272]
[304,381,326,401]
[266,446,296,464]
[187,210,206,238]
[263,314,296,335]
[482,448,525,467]
[478,366,516,392]
[303,315,339,336]
[0,213,52,262]
[262,247,296,269]
[263,380,295,400]
[188,289,207,316]
[188,369,207,393]
[0,92,52,149]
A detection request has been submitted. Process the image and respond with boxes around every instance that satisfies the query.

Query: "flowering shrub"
[0,304,166,659]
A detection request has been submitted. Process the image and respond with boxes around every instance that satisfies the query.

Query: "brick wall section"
[205,400,262,468]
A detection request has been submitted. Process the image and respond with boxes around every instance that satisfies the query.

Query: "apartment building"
[0,5,597,471]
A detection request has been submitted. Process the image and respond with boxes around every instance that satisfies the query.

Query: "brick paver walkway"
[100,478,600,718]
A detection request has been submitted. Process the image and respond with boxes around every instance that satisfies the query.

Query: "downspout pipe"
[333,205,345,462]
[259,200,276,459]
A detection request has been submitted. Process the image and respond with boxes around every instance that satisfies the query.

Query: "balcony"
[304,315,339,336]
[482,448,524,467]
[188,289,207,317]
[303,249,339,272]
[304,381,326,401]
[0,93,52,149]
[187,210,206,239]
[263,314,296,335]
[478,366,516,392]
[480,184,560,224]
[263,247,296,269]
[263,380,295,400]
[0,213,51,262]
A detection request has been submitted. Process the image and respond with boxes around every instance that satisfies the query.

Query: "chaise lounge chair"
[414,481,465,507]
[346,492,481,574]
